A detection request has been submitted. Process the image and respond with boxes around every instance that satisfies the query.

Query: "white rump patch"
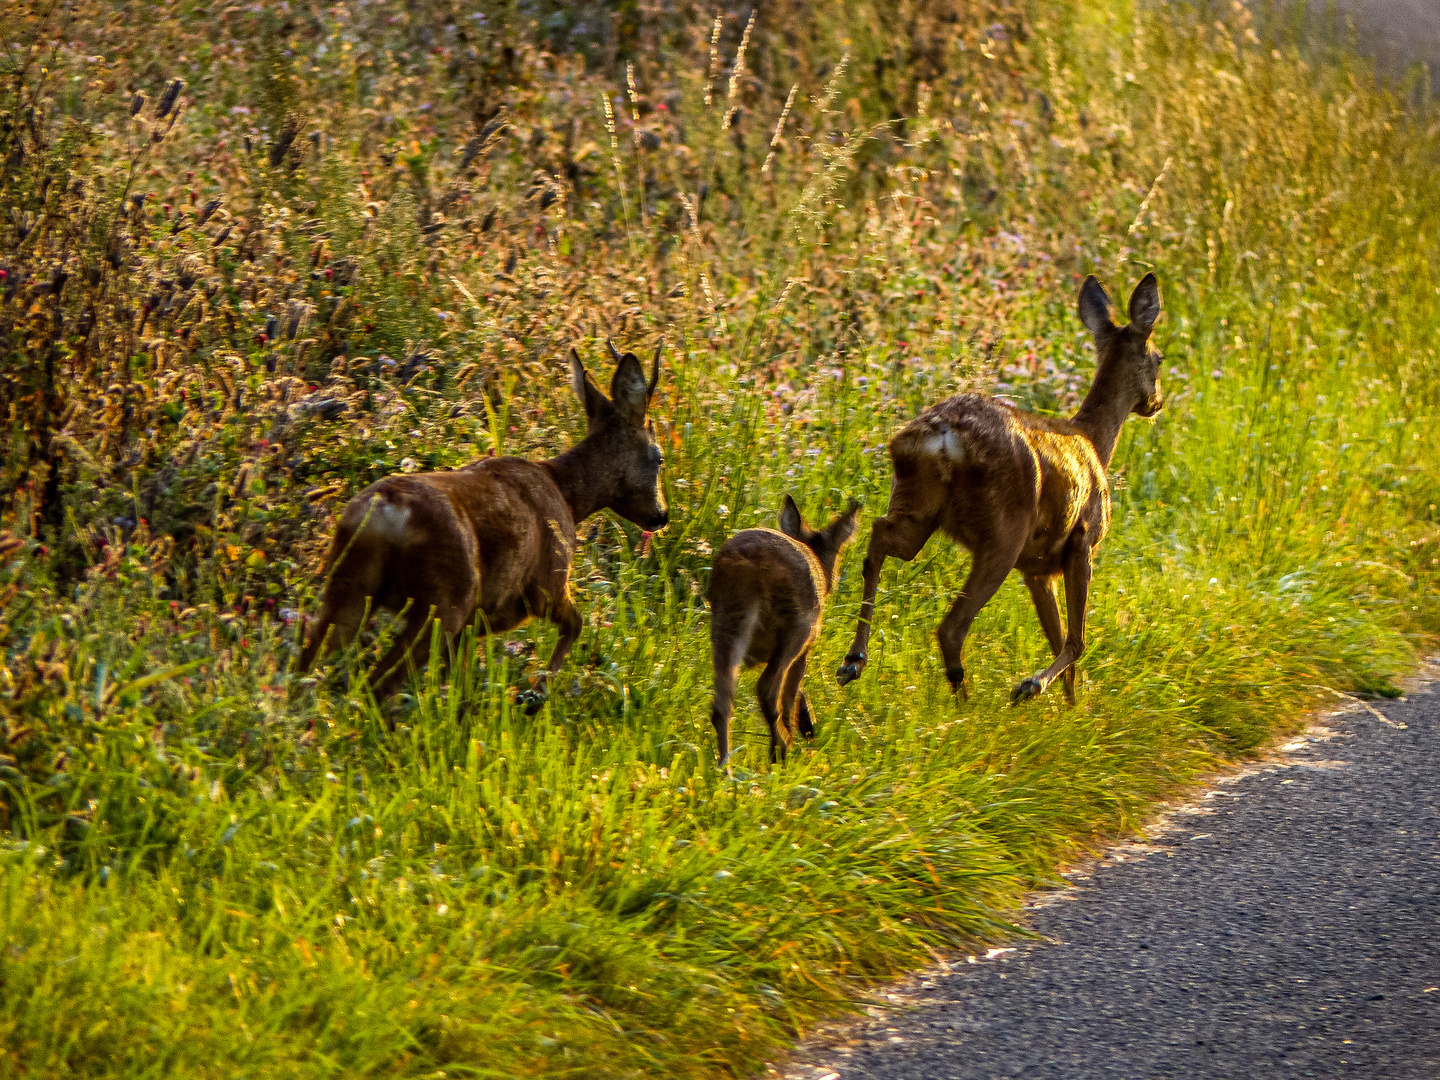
[362,499,412,541]
[919,424,965,462]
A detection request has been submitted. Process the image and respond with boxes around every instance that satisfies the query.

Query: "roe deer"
[709,496,860,764]
[836,273,1163,704]
[299,340,669,710]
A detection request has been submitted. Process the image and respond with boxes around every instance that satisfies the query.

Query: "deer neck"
[544,439,608,523]
[1071,369,1132,469]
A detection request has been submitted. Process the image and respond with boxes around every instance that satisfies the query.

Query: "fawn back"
[709,496,859,764]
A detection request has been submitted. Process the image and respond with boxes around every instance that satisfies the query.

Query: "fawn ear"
[828,500,862,547]
[1128,273,1162,338]
[609,346,650,426]
[1078,276,1116,337]
[778,495,806,539]
[570,348,611,422]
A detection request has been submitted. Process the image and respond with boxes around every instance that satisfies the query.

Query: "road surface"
[782,676,1440,1079]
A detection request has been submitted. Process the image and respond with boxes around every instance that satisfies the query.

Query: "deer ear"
[1128,273,1162,338]
[1078,276,1116,337]
[609,351,650,426]
[778,495,805,539]
[647,338,663,403]
[570,348,610,421]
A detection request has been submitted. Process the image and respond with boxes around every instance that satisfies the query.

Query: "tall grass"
[0,1,1436,1076]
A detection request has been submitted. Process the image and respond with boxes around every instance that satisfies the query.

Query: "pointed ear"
[827,500,861,548]
[1128,272,1162,338]
[647,338,663,403]
[778,494,805,539]
[609,349,650,426]
[570,348,610,422]
[1078,276,1116,337]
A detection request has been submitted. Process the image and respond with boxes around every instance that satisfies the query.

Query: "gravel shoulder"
[779,669,1440,1080]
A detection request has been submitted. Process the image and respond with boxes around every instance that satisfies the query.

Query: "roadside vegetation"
[0,1,1436,1075]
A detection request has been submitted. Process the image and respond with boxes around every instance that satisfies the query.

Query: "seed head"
[156,79,185,120]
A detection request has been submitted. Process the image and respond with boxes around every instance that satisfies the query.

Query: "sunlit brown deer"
[709,496,860,764]
[836,273,1163,704]
[299,340,669,710]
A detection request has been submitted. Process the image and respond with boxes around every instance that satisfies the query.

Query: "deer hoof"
[836,653,866,686]
[1010,676,1044,704]
[518,687,548,715]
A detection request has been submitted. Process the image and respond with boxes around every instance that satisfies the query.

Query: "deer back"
[887,393,1110,570]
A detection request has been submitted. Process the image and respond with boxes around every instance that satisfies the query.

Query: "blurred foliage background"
[0,1,1436,1076]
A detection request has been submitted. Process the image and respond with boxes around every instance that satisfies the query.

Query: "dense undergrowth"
[0,0,1437,1076]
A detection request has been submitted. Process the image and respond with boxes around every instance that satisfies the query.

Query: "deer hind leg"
[298,590,366,674]
[936,518,1028,699]
[298,534,384,673]
[369,599,436,702]
[837,512,936,685]
[758,625,812,765]
[369,563,479,704]
[1013,530,1092,704]
[1024,573,1076,705]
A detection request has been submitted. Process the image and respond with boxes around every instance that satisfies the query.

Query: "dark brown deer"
[298,341,669,710]
[836,273,1163,704]
[709,496,860,764]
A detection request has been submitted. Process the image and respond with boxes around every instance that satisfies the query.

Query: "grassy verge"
[1,1,1437,1076]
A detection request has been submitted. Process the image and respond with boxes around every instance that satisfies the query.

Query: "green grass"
[1,1,1438,1076]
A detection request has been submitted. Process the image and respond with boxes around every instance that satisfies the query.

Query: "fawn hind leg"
[709,604,756,766]
[782,650,814,741]
[795,689,815,739]
[757,626,812,764]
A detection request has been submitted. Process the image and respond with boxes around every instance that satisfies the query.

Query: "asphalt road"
[1327,0,1440,76]
[783,676,1440,1080]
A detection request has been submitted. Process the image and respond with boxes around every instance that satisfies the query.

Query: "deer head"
[1078,272,1164,418]
[567,340,669,531]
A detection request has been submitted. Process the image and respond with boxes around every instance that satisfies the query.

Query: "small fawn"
[709,496,860,764]
[837,273,1164,704]
[299,341,669,709]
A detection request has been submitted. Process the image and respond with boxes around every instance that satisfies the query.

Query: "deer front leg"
[1012,534,1091,704]
[1024,573,1076,705]
[519,591,582,715]
[837,514,934,685]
